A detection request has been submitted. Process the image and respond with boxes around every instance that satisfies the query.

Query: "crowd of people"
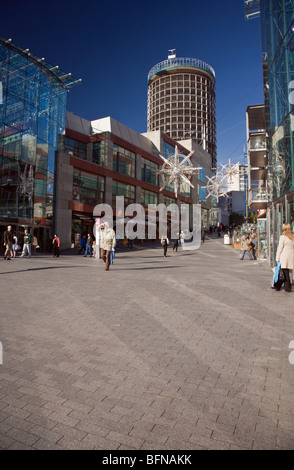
[2,222,294,290]
[2,226,60,260]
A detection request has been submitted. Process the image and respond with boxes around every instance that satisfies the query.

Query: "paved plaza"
[0,236,294,450]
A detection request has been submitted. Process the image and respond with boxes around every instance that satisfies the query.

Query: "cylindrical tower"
[147,54,216,167]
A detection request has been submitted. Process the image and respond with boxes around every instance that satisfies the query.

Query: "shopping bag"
[274,262,281,283]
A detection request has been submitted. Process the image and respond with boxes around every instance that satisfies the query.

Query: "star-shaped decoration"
[204,174,229,202]
[156,146,200,198]
[218,159,239,186]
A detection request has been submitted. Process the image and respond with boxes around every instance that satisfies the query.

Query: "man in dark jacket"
[79,235,86,255]
[3,225,13,260]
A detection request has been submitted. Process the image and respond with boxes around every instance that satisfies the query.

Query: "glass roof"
[0,36,82,89]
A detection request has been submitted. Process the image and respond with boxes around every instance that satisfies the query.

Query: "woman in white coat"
[275,223,294,292]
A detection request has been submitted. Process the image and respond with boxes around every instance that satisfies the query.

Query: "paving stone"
[0,237,293,450]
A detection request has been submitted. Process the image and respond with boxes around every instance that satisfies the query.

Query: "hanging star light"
[204,174,229,202]
[156,146,200,198]
[218,159,239,185]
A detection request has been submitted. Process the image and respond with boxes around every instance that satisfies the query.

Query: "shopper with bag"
[274,223,294,292]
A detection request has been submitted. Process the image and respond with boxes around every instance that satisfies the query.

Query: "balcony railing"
[147,57,215,83]
[248,139,266,150]
[249,187,268,203]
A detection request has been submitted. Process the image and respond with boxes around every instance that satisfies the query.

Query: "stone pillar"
[55,151,73,250]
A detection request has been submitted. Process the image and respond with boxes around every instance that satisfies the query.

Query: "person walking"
[201,229,206,243]
[250,233,258,260]
[32,234,38,254]
[172,237,179,252]
[20,229,32,258]
[100,222,116,271]
[3,225,13,260]
[79,235,86,255]
[12,232,19,258]
[240,236,253,260]
[84,233,93,257]
[275,223,294,292]
[52,234,60,257]
[161,234,169,257]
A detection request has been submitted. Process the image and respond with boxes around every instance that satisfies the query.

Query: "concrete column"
[55,151,73,250]
[104,176,113,206]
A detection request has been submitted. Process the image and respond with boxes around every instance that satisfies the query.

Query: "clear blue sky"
[1,0,264,165]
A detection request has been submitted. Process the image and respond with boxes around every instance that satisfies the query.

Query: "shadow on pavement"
[0,265,85,275]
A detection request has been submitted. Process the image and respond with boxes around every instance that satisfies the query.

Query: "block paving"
[0,235,294,450]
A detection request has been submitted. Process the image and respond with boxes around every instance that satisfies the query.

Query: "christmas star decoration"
[218,159,239,185]
[204,174,229,202]
[156,146,200,198]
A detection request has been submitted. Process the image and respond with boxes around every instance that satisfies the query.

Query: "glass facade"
[260,1,294,200]
[93,138,108,166]
[112,181,135,208]
[73,169,104,205]
[246,1,294,264]
[63,136,87,159]
[0,37,79,236]
[141,189,158,206]
[141,157,158,186]
[113,144,136,177]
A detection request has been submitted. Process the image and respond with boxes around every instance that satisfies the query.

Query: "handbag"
[273,262,285,288]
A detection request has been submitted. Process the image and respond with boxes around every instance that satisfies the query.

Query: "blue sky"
[1,0,264,165]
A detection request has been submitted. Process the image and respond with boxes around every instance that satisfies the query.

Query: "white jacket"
[276,235,294,269]
[100,228,116,251]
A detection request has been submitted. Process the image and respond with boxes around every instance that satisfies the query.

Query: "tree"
[229,212,244,226]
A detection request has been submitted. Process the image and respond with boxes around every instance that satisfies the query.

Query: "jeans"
[21,243,31,258]
[84,244,92,257]
[240,250,253,260]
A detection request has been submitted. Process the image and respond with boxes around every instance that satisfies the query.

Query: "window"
[141,158,158,186]
[93,138,108,166]
[73,169,104,205]
[198,185,207,202]
[112,181,135,207]
[113,144,136,177]
[180,181,191,198]
[141,189,158,206]
[199,164,206,183]
[63,137,87,159]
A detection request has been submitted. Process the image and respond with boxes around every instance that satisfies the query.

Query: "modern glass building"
[0,37,80,249]
[245,0,294,264]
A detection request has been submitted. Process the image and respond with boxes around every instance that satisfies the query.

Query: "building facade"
[245,0,294,265]
[147,53,217,169]
[0,37,80,249]
[55,112,213,249]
